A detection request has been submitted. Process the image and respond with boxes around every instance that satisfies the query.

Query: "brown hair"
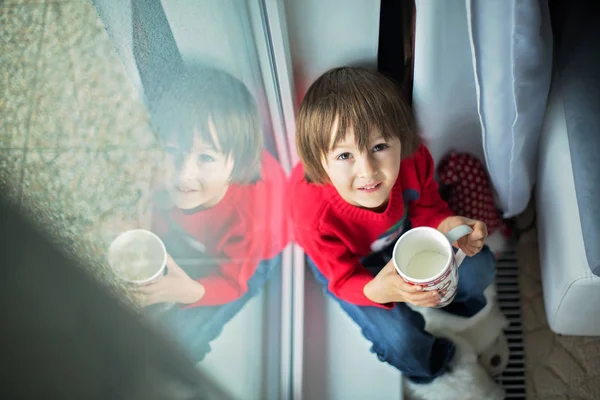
[296,67,419,184]
[149,65,263,184]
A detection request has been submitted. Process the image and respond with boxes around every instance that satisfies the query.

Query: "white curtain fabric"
[466,0,553,217]
[413,0,485,166]
[414,0,552,218]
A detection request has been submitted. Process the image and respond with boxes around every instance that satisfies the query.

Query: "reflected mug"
[108,229,167,286]
[392,225,473,308]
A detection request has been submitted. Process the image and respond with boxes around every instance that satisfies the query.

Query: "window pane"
[0,1,291,399]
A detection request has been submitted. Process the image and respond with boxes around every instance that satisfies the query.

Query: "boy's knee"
[369,331,416,363]
[369,328,452,380]
[361,314,427,363]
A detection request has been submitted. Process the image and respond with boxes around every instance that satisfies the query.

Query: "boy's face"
[322,123,401,211]
[163,117,234,210]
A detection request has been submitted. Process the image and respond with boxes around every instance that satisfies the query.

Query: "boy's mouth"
[357,182,382,192]
[176,186,197,193]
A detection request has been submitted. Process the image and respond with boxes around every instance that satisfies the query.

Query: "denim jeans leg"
[441,245,497,318]
[153,255,280,363]
[307,258,456,384]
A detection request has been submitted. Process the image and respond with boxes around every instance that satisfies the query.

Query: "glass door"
[0,0,297,398]
[92,1,297,398]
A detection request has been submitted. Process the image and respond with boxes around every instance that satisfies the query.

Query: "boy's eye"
[337,152,352,161]
[198,154,216,163]
[373,143,389,152]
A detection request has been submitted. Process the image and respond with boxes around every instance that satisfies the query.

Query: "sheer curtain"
[467,0,552,217]
[414,0,552,217]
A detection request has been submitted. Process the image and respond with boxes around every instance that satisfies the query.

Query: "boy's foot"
[478,331,509,377]
[456,286,510,376]
[403,332,505,400]
[409,285,510,377]
[485,230,509,259]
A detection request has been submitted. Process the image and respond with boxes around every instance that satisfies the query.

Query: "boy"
[134,66,289,362]
[290,67,507,399]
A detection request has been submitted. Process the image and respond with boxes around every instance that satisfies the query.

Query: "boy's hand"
[363,261,441,307]
[438,215,488,257]
[132,253,205,306]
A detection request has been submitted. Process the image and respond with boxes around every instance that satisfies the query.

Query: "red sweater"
[153,150,289,307]
[289,144,454,309]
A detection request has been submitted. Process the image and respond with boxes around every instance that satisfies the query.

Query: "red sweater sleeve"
[298,228,393,309]
[186,262,251,307]
[408,145,454,229]
[150,208,255,307]
[184,230,261,307]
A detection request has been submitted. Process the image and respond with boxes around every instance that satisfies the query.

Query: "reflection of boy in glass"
[135,66,288,361]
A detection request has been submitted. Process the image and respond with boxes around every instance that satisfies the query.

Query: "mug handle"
[444,225,473,267]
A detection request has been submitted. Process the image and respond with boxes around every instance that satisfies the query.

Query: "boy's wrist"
[181,280,205,304]
[363,279,384,304]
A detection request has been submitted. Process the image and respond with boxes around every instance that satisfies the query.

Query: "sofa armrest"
[553,2,600,275]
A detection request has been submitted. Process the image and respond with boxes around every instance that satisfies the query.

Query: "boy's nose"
[177,155,200,183]
[356,155,377,178]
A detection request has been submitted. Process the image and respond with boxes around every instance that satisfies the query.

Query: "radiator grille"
[495,244,526,399]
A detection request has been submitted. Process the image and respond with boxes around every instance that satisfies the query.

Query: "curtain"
[466,0,553,217]
[413,0,552,218]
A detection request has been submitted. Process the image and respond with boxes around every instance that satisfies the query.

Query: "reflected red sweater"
[153,150,289,307]
[289,144,454,309]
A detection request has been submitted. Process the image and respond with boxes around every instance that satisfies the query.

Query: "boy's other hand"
[132,253,205,306]
[438,215,488,257]
[363,261,440,307]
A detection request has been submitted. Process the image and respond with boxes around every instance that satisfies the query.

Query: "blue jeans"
[308,246,496,384]
[151,254,281,363]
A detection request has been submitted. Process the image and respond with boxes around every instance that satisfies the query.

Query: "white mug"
[107,229,167,285]
[392,225,473,307]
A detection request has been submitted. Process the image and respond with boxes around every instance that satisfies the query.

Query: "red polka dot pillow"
[437,151,512,241]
